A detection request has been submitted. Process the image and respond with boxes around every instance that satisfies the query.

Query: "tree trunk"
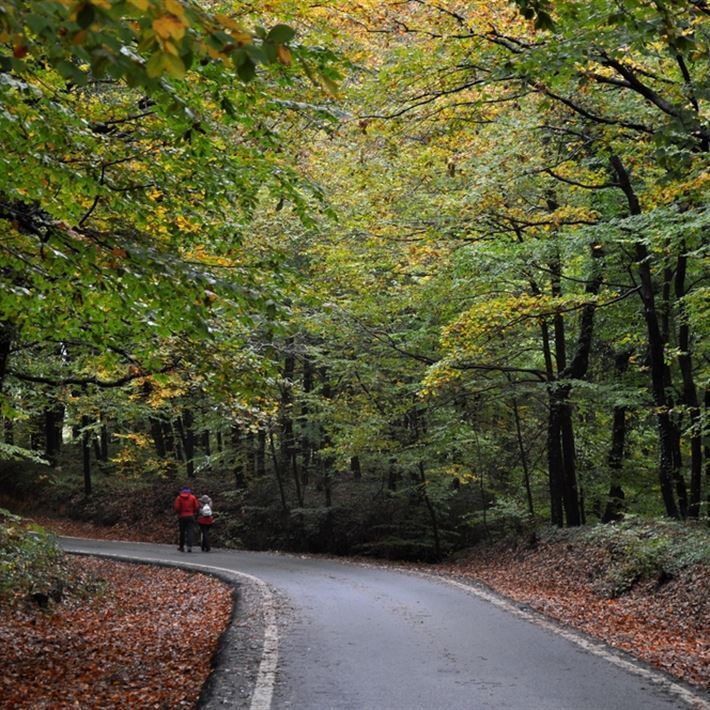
[280,346,301,504]
[175,413,194,476]
[511,393,534,517]
[350,455,361,481]
[44,404,64,466]
[160,420,177,476]
[92,432,102,463]
[540,316,564,526]
[387,457,398,492]
[550,287,580,527]
[318,366,335,508]
[182,409,195,478]
[246,429,255,478]
[705,388,710,524]
[81,414,91,496]
[231,424,246,489]
[611,155,680,519]
[418,462,442,561]
[3,417,13,444]
[268,430,288,512]
[256,428,266,478]
[603,351,631,523]
[0,321,14,389]
[99,419,108,462]
[547,394,565,526]
[559,396,581,526]
[675,247,702,518]
[150,417,167,458]
[301,355,314,486]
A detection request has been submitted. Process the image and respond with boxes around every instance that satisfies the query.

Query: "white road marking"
[433,574,710,710]
[64,548,278,710]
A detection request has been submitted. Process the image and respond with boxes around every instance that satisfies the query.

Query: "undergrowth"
[0,508,101,608]
[579,518,709,597]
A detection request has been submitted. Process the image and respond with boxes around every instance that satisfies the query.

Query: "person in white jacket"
[197,494,214,551]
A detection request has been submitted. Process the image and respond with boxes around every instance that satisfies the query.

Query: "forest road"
[60,538,708,710]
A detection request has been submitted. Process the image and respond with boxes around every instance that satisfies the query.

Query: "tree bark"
[351,455,362,481]
[301,355,314,486]
[675,247,702,518]
[540,316,564,526]
[3,417,14,444]
[256,428,266,478]
[99,418,108,462]
[0,321,14,389]
[44,404,64,466]
[175,412,194,476]
[611,155,681,519]
[268,430,288,512]
[81,414,91,496]
[511,393,534,517]
[231,424,246,489]
[150,417,166,458]
[418,462,442,561]
[160,420,177,476]
[547,393,565,526]
[280,347,302,505]
[201,429,211,457]
[602,351,631,523]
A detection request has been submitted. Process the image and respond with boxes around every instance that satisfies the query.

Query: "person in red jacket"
[174,486,199,552]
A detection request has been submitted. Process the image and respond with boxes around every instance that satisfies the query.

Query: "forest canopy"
[1,0,708,558]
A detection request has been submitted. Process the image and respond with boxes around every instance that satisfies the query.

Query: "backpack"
[201,504,212,517]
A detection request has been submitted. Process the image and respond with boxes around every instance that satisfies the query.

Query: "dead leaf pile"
[1,557,233,709]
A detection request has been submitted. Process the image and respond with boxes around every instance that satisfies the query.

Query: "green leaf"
[237,58,255,82]
[145,51,165,79]
[266,24,296,44]
[163,54,186,79]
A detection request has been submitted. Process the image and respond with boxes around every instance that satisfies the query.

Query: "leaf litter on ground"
[1,555,232,709]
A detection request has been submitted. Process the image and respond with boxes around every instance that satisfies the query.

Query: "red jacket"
[174,491,199,518]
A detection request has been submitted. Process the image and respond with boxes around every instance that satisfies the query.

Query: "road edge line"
[432,573,709,710]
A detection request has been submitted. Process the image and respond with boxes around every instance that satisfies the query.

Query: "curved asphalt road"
[60,539,708,710]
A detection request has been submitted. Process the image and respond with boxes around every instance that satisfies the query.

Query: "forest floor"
[8,515,710,708]
[1,553,233,709]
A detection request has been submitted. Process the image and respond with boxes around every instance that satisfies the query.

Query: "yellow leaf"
[161,38,180,56]
[215,13,242,31]
[276,44,291,66]
[153,14,185,41]
[128,0,150,9]
[165,0,186,20]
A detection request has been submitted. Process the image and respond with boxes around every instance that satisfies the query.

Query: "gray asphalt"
[60,538,707,710]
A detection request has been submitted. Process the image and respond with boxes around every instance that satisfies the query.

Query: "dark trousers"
[178,517,193,550]
[199,523,211,551]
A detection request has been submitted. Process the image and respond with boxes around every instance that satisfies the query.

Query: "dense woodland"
[0,0,708,559]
